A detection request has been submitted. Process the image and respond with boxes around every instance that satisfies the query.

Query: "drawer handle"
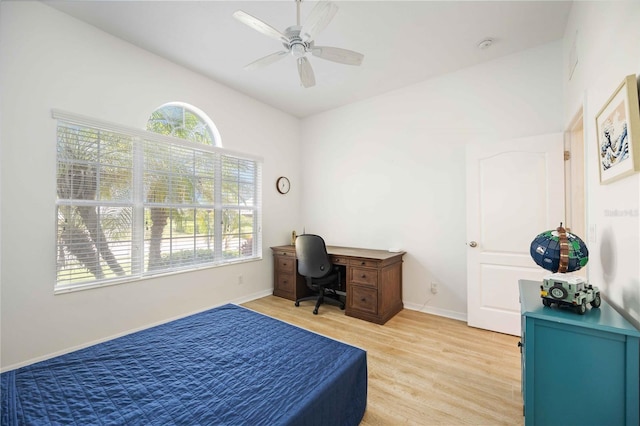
[361,298,366,302]
[361,261,366,265]
[361,274,366,278]
[283,262,287,266]
[281,252,287,256]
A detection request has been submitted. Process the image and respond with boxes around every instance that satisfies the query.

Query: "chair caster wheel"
[313,309,318,315]
[340,304,345,310]
[295,302,300,307]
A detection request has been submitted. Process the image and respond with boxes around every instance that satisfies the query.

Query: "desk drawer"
[330,255,348,265]
[276,273,295,294]
[350,258,378,268]
[275,249,295,257]
[350,267,378,287]
[350,285,377,315]
[277,256,295,273]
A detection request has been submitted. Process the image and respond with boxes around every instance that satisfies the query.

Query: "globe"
[530,224,589,273]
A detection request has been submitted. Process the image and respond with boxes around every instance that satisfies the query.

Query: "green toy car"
[540,273,601,315]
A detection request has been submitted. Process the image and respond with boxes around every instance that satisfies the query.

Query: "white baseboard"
[230,289,273,305]
[403,301,468,323]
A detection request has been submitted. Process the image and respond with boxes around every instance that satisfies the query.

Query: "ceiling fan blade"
[300,1,338,41]
[297,57,316,88]
[244,51,288,71]
[311,46,364,66]
[233,10,289,44]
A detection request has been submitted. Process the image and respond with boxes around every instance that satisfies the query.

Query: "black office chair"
[294,234,345,315]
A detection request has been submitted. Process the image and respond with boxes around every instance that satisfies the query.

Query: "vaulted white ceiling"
[46,0,572,117]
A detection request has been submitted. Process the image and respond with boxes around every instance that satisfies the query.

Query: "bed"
[1,304,367,425]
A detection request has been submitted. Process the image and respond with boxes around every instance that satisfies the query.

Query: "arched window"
[146,102,221,147]
[54,104,261,292]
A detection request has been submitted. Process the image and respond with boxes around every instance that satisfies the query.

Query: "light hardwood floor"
[242,296,523,425]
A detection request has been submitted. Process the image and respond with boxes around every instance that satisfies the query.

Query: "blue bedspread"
[1,304,367,425]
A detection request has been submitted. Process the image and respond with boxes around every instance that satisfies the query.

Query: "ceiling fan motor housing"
[284,26,309,58]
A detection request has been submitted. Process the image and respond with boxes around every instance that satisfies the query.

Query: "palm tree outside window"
[54,105,261,291]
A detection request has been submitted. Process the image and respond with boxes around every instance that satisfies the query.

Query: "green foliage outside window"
[55,105,260,290]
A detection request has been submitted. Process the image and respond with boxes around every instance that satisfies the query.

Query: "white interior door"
[466,134,564,335]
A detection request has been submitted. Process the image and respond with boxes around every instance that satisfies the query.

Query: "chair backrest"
[295,234,333,279]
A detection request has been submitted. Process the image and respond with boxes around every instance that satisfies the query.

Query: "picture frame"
[595,74,640,184]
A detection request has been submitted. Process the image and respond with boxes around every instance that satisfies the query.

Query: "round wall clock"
[276,176,290,194]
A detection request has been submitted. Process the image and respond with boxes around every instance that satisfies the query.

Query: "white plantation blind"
[54,110,262,292]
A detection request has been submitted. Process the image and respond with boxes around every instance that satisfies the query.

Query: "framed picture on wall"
[595,74,640,184]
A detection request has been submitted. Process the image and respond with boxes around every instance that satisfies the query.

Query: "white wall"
[5,0,637,371]
[563,1,640,327]
[300,42,564,319]
[0,2,301,369]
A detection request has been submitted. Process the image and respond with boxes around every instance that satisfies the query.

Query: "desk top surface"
[271,244,405,261]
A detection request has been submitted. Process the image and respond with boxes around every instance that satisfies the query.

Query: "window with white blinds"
[54,110,262,292]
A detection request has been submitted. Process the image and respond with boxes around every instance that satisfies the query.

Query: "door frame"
[565,102,588,279]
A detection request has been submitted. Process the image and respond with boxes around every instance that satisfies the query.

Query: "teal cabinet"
[519,279,640,426]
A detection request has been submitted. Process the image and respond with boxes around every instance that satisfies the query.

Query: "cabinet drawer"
[275,249,295,257]
[350,258,378,268]
[350,285,377,314]
[330,256,348,265]
[276,273,295,294]
[350,267,378,287]
[277,256,295,273]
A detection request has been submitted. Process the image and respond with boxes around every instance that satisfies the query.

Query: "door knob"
[468,241,478,248]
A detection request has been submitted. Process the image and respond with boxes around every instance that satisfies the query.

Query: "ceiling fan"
[233,0,364,88]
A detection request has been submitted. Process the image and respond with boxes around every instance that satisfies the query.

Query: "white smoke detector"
[478,39,493,49]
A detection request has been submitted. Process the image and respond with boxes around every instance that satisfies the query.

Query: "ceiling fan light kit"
[233,0,364,88]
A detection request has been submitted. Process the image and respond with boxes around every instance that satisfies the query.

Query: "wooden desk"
[270,245,405,324]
